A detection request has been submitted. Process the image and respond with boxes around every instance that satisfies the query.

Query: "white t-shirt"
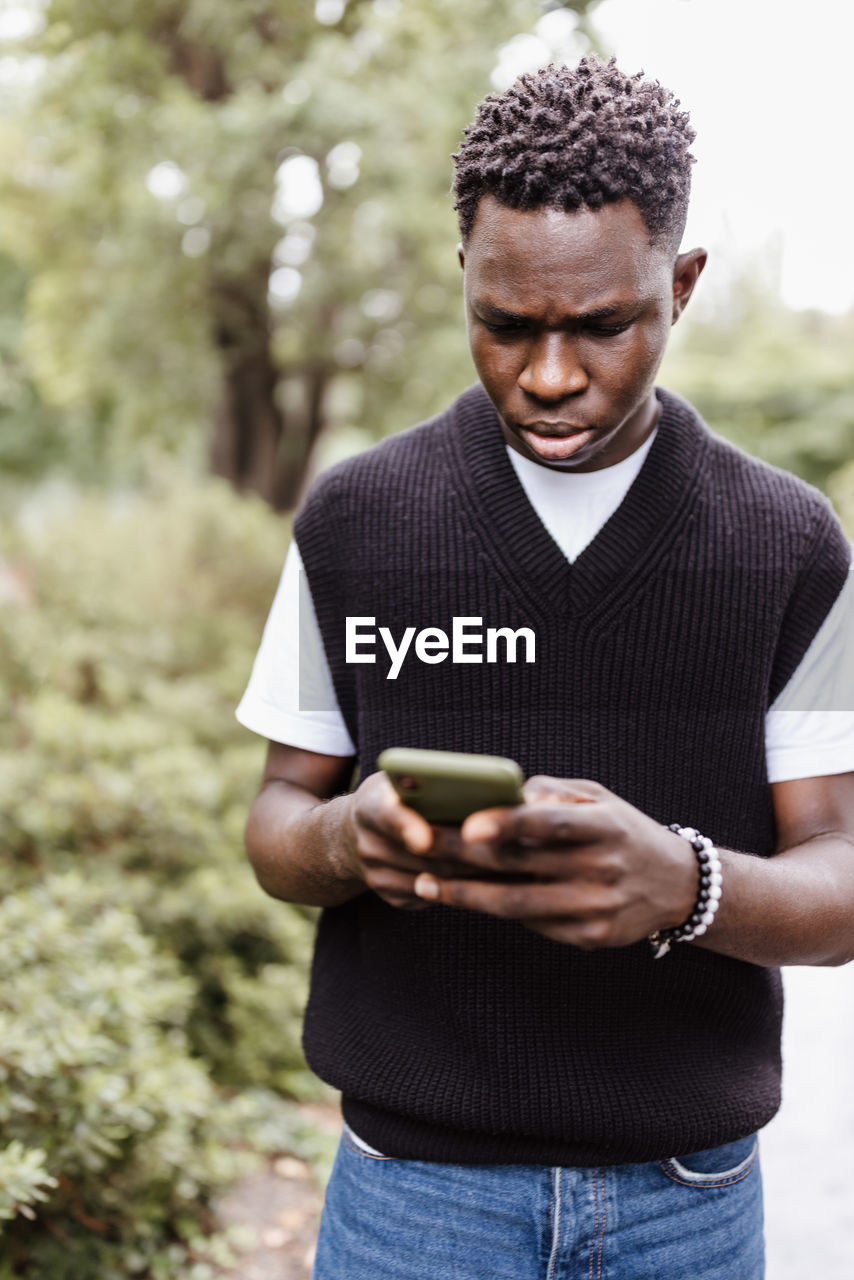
[236,429,854,783]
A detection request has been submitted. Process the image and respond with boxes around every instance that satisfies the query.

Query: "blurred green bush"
[0,872,250,1276]
[0,471,324,1275]
[660,290,854,495]
[828,461,854,542]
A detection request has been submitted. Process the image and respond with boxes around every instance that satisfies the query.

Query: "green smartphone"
[378,747,525,825]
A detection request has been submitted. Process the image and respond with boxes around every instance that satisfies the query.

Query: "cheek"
[469,337,521,387]
[639,316,672,367]
[600,326,669,390]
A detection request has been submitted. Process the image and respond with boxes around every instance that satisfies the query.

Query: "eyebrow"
[473,300,636,324]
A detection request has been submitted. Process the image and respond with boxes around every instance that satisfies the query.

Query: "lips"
[518,424,596,461]
[522,423,588,437]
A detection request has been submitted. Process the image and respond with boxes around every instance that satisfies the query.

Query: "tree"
[0,0,604,507]
[660,278,854,494]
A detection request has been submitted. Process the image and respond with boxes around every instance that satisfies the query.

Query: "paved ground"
[216,1103,340,1280]
[219,965,854,1279]
[762,963,854,1278]
[216,1155,323,1280]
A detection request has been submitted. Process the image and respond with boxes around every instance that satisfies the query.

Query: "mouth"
[517,423,596,461]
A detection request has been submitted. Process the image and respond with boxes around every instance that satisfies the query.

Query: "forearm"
[244,779,366,908]
[692,834,854,968]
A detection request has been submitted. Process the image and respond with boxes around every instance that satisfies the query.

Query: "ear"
[671,247,707,324]
[457,242,465,271]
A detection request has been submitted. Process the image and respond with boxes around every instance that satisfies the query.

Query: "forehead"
[463,195,671,311]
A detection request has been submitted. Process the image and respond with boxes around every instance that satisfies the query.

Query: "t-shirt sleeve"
[235,541,356,757]
[766,560,854,782]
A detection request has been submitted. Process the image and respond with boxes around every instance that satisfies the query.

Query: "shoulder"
[661,387,852,698]
[297,387,479,516]
[661,386,847,557]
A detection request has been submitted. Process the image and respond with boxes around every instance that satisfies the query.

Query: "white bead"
[664,825,724,948]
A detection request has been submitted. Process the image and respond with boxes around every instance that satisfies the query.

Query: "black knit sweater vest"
[294,383,850,1165]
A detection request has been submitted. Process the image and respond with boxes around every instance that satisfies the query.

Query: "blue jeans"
[312,1124,764,1279]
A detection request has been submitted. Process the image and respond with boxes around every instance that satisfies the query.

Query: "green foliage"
[0,0,599,495]
[661,284,854,494]
[0,254,71,482]
[828,461,854,543]
[0,1144,57,1225]
[0,870,253,1276]
[0,470,338,1273]
[0,472,318,1098]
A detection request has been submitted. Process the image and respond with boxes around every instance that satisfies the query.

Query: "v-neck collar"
[447,383,711,619]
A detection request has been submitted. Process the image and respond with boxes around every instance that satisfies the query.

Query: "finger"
[416,824,464,860]
[413,874,581,918]
[415,856,506,879]
[491,803,611,848]
[368,867,433,910]
[363,779,434,854]
[523,776,602,805]
[460,797,604,849]
[421,825,534,876]
[358,830,481,882]
[358,830,441,876]
[459,805,519,844]
[448,841,607,879]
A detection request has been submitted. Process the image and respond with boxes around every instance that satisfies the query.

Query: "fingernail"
[406,827,432,854]
[463,817,498,841]
[414,874,439,900]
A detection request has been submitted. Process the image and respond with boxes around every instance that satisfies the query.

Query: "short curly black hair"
[452,55,696,252]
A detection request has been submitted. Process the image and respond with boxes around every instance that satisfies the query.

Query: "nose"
[517,332,588,402]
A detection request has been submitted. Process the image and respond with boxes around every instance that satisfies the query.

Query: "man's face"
[460,195,704,471]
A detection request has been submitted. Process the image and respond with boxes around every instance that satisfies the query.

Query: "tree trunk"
[155,29,315,509]
[271,363,329,511]
[209,343,285,506]
[208,282,329,511]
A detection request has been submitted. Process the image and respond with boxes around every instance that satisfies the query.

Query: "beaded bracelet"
[648,824,723,959]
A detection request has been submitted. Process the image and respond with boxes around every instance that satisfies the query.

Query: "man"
[237,56,854,1278]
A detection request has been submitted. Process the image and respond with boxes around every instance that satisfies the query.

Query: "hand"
[341,771,477,911]
[412,776,698,947]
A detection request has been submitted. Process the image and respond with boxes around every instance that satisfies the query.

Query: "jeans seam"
[596,1170,607,1280]
[546,1167,562,1280]
[588,1169,606,1280]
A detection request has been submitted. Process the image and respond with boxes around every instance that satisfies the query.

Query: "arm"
[244,741,465,910]
[690,773,854,967]
[410,772,854,967]
[244,742,364,908]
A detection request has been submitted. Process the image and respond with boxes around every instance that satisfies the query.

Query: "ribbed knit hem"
[341,1092,781,1167]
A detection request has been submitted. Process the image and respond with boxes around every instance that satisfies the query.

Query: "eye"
[585,320,632,338]
[481,320,526,335]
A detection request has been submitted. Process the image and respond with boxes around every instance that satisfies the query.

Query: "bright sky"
[591,0,854,312]
[494,0,854,313]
